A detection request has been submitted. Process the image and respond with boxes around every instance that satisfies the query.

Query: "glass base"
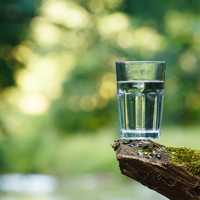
[120,129,160,140]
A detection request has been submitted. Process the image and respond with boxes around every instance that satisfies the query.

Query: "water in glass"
[117,80,164,139]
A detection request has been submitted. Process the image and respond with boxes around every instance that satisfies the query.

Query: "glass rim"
[115,60,166,81]
[116,60,166,65]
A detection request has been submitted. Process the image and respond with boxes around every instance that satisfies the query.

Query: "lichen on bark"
[166,146,200,177]
[113,140,200,200]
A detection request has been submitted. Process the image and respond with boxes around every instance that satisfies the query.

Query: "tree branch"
[112,140,200,200]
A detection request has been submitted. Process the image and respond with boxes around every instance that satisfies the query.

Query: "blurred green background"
[0,0,199,199]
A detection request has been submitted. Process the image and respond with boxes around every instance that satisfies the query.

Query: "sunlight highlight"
[179,51,197,73]
[31,17,61,46]
[165,11,194,37]
[18,94,49,115]
[117,27,165,53]
[14,44,33,63]
[42,0,90,28]
[17,53,74,99]
[98,13,129,37]
[99,73,116,100]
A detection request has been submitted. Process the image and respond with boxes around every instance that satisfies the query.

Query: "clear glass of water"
[116,61,166,139]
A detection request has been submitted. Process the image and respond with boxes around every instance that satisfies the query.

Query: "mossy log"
[112,140,200,200]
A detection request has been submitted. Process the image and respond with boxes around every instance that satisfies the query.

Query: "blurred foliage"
[1,0,200,131]
[48,0,200,131]
[0,0,40,90]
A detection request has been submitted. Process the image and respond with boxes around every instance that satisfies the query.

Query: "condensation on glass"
[116,61,166,139]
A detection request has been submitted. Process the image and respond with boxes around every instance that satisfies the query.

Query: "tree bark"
[112,140,200,200]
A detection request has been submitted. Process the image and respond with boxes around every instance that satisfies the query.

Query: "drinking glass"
[116,61,166,139]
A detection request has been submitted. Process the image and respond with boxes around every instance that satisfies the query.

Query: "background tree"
[0,0,40,90]
[49,0,200,133]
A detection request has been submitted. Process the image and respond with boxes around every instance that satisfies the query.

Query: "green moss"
[166,147,200,177]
